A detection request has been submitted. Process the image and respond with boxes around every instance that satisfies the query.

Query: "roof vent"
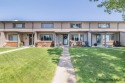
[14,20,19,21]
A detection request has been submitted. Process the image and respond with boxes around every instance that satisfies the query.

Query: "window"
[41,24,54,28]
[80,34,84,41]
[96,34,101,44]
[111,34,114,40]
[71,34,79,41]
[40,34,53,41]
[98,23,110,28]
[71,24,81,28]
[106,34,114,41]
[13,23,25,28]
[8,34,18,41]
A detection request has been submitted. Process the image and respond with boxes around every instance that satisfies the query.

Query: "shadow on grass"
[47,48,62,64]
[69,47,125,83]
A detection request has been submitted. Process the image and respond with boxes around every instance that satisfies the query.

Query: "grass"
[69,47,125,83]
[0,47,62,83]
[113,47,125,50]
[0,48,15,52]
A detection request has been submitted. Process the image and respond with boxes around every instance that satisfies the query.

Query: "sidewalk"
[0,47,29,55]
[52,46,76,83]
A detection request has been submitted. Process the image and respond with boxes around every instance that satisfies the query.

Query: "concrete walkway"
[0,47,29,55]
[52,46,76,83]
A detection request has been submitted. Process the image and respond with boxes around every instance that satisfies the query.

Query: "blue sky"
[0,0,123,21]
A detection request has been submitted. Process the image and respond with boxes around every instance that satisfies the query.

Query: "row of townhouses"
[0,21,125,47]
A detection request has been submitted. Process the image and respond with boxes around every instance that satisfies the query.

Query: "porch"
[55,32,88,47]
[4,32,34,47]
[91,32,120,47]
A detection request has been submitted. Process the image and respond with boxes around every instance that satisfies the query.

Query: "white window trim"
[8,33,18,42]
[98,23,110,28]
[41,23,54,28]
[70,24,81,28]
[40,34,53,41]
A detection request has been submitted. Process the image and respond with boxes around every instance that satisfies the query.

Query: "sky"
[0,0,123,21]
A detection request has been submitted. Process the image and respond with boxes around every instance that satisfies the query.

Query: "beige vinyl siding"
[62,22,70,29]
[54,23,61,29]
[82,22,89,29]
[0,23,4,29]
[5,23,13,29]
[25,23,32,29]
[34,22,61,29]
[90,23,98,29]
[119,23,125,29]
[34,22,41,29]
[4,22,32,29]
[120,32,125,46]
[110,23,117,29]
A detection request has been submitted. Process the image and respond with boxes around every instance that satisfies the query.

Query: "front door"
[29,34,34,45]
[63,34,68,45]
[96,34,101,45]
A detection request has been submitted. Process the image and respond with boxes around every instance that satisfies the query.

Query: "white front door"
[63,34,68,45]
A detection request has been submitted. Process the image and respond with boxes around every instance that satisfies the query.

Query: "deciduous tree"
[90,0,125,20]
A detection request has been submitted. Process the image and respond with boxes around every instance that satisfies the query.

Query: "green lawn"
[0,48,15,52]
[113,47,125,50]
[69,47,125,83]
[0,47,62,83]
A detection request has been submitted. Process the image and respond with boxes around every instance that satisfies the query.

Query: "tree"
[90,0,125,20]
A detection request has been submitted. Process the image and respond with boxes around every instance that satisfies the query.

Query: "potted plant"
[59,42,62,46]
[94,43,97,46]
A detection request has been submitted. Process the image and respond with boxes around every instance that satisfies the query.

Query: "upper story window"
[41,23,54,28]
[13,23,25,28]
[70,24,81,28]
[8,34,18,41]
[98,23,110,28]
[40,34,53,41]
